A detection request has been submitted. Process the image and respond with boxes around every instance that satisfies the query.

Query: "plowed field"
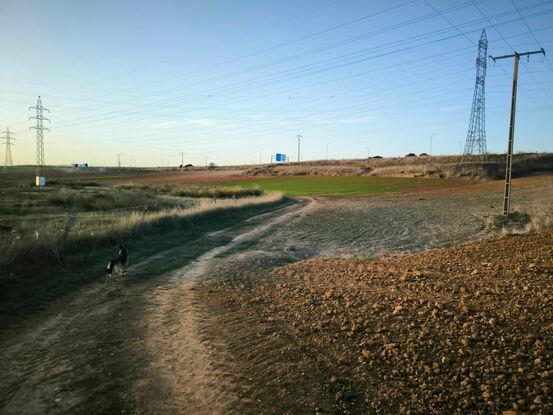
[200,229,553,414]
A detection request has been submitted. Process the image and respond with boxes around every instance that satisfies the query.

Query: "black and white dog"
[105,243,129,281]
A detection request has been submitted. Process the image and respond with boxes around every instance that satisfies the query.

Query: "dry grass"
[119,192,283,230]
[0,192,283,280]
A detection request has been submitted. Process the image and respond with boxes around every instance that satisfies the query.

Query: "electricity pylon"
[462,30,488,163]
[30,96,50,181]
[1,127,15,173]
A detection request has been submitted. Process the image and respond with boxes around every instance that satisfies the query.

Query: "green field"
[223,176,444,196]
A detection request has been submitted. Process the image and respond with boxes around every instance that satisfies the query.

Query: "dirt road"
[1,175,552,414]
[0,200,311,415]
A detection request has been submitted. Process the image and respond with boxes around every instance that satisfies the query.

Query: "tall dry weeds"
[0,192,284,279]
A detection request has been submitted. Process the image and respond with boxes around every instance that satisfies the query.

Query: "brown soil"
[200,229,553,414]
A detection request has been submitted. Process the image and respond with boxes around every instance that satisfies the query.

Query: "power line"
[38,28,551,145]
[45,0,537,124]
[425,0,541,105]
[12,0,551,134]
[470,0,553,104]
[509,0,553,75]
[52,6,553,133]
[47,0,420,120]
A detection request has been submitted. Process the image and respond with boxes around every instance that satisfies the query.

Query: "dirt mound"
[203,230,553,413]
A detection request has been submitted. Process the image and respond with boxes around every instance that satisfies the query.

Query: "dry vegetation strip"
[200,230,553,414]
[1,192,283,277]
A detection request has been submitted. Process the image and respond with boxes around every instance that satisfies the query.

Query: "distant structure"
[462,30,488,162]
[296,135,302,163]
[30,96,50,186]
[71,163,88,169]
[1,127,15,173]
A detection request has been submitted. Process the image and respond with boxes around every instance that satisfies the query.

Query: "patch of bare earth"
[132,281,238,414]
[199,229,553,414]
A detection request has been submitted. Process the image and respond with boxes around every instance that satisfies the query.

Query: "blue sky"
[0,0,552,167]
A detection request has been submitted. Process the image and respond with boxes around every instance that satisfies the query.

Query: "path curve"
[132,197,315,414]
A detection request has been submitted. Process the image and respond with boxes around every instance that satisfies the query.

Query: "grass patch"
[222,176,444,196]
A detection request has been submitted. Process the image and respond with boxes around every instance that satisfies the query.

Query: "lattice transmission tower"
[2,127,15,173]
[462,30,488,162]
[30,96,50,181]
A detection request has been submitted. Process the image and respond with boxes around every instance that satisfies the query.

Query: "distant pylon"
[30,96,50,179]
[462,30,487,162]
[1,127,15,173]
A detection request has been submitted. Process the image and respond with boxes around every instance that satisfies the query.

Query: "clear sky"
[0,0,552,167]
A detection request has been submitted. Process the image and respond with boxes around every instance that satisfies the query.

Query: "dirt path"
[131,198,315,414]
[0,199,311,415]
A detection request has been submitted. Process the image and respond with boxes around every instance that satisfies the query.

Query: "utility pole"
[296,135,302,164]
[490,48,545,216]
[326,141,331,160]
[30,96,50,186]
[259,147,264,165]
[205,151,210,168]
[117,153,122,169]
[1,127,15,173]
[367,147,370,158]
[180,152,186,172]
[429,133,435,159]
